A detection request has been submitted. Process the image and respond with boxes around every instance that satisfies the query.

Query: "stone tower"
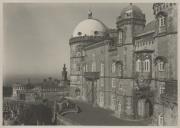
[62,64,67,81]
[152,3,177,80]
[116,3,146,77]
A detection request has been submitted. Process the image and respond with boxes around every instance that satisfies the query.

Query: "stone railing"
[69,36,107,44]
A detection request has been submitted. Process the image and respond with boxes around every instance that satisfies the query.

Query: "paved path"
[63,100,150,126]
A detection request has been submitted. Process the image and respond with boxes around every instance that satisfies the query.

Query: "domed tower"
[116,3,146,77]
[69,11,108,97]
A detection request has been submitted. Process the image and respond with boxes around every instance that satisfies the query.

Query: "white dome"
[72,18,108,37]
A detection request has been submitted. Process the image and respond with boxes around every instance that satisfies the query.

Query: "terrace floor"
[63,99,151,126]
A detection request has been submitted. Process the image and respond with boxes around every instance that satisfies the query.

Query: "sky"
[3,3,154,79]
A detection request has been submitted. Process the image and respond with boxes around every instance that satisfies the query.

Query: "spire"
[62,64,67,81]
[88,9,92,19]
[63,64,66,71]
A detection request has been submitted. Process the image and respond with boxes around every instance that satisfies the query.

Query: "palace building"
[69,3,177,125]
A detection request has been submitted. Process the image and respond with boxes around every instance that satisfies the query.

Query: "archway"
[145,99,153,117]
[137,98,153,118]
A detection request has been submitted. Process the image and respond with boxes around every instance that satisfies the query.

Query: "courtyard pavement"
[63,99,151,126]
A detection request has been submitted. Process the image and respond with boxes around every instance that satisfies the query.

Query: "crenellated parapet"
[153,3,176,16]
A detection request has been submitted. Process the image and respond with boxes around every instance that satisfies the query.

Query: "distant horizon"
[3,72,71,86]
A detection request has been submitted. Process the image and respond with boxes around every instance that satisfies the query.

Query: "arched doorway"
[137,98,153,118]
[145,99,153,117]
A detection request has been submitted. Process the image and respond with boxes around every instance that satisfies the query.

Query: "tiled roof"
[136,20,156,37]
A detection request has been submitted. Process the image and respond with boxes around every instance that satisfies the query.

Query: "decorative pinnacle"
[63,64,66,70]
[88,9,92,19]
[130,3,133,5]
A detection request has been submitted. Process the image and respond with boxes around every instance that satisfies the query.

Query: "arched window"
[136,59,141,72]
[155,56,167,72]
[144,59,150,72]
[158,61,165,71]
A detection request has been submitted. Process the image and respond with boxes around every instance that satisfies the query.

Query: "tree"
[18,103,53,125]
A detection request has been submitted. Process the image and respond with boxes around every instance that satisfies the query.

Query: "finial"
[63,64,66,71]
[88,9,92,19]
[130,3,133,6]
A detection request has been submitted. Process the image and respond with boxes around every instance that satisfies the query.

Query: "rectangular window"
[85,64,88,72]
[159,16,166,33]
[160,84,165,94]
[112,63,116,73]
[100,78,104,87]
[83,65,86,72]
[112,78,116,88]
[100,63,104,76]
[158,61,165,71]
[158,114,164,126]
[82,50,85,56]
[119,31,123,44]
[118,65,122,77]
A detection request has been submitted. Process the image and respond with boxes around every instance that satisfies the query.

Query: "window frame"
[112,78,116,88]
[158,61,165,71]
[158,114,164,126]
[144,59,150,72]
[118,64,122,77]
[100,63,104,76]
[158,14,167,33]
[160,83,165,94]
[112,62,116,73]
[118,31,123,44]
[136,59,141,72]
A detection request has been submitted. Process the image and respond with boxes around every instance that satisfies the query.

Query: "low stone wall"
[56,114,79,125]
